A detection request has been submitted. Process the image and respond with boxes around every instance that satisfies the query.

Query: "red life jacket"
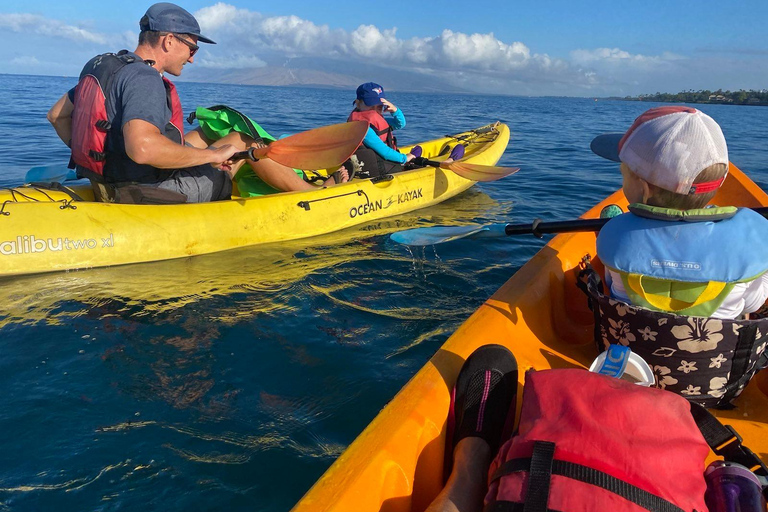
[70,51,185,183]
[485,369,768,512]
[347,109,397,150]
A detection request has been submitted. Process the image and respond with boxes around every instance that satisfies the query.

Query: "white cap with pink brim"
[591,106,729,195]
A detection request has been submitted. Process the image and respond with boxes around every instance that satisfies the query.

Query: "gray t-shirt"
[109,52,172,136]
[70,52,179,183]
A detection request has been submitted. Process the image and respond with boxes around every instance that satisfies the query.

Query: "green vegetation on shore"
[619,89,768,106]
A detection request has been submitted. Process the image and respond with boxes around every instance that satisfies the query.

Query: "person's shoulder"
[117,54,160,78]
[113,55,162,90]
[733,207,768,235]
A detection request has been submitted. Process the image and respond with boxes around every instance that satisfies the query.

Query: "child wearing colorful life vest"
[345,83,464,178]
[590,106,768,320]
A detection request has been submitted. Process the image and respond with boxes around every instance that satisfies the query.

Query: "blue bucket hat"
[140,2,216,44]
[355,82,386,106]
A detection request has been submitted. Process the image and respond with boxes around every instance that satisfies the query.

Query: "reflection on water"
[4,79,767,511]
[0,189,510,511]
[0,188,503,326]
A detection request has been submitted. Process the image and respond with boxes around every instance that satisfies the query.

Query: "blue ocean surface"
[0,73,766,511]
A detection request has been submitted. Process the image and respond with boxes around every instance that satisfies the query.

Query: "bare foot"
[322,167,349,186]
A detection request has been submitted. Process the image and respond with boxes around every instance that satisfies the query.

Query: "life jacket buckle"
[95,120,111,132]
[89,150,107,162]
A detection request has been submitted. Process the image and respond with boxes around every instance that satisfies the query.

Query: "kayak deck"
[0,124,509,276]
[293,163,768,512]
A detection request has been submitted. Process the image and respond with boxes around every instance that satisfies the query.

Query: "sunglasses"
[173,34,199,57]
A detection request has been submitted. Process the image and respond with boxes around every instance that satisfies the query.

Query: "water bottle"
[704,461,767,512]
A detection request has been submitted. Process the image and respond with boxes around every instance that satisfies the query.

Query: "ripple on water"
[2,78,767,511]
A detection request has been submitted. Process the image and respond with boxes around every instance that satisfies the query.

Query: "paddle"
[390,206,768,246]
[231,120,368,170]
[25,121,368,184]
[412,157,520,182]
[24,165,79,184]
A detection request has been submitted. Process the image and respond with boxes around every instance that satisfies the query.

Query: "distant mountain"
[183,66,359,88]
[179,56,470,94]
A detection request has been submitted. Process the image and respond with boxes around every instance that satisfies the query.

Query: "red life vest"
[486,369,712,512]
[347,109,397,150]
[70,51,185,183]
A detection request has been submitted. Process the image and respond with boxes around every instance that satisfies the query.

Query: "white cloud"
[570,47,684,65]
[4,4,754,96]
[192,4,587,86]
[195,3,259,31]
[10,55,40,66]
[0,13,107,44]
[196,54,267,69]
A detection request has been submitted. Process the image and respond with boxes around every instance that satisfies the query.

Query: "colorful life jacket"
[485,369,768,512]
[578,261,768,408]
[597,204,768,317]
[347,109,397,150]
[70,51,185,183]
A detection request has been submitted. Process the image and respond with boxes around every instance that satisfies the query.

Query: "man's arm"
[47,93,74,147]
[123,119,238,169]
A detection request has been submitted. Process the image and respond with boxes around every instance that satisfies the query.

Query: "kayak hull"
[293,163,768,512]
[0,124,509,276]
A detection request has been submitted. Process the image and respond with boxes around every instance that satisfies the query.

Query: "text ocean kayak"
[292,163,768,512]
[0,123,509,276]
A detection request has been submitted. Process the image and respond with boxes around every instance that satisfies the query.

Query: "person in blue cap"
[47,3,346,204]
[345,82,464,179]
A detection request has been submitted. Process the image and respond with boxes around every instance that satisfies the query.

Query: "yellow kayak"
[292,163,768,511]
[0,123,509,276]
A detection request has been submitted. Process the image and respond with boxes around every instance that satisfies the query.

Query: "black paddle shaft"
[411,157,442,168]
[231,148,257,162]
[506,206,768,238]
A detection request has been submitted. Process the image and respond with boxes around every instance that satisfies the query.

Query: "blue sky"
[1,0,766,95]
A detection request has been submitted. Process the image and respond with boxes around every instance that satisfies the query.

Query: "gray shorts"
[155,164,232,203]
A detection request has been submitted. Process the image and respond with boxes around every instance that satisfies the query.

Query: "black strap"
[690,401,768,477]
[523,441,555,512]
[720,324,758,404]
[485,503,561,512]
[491,456,685,512]
[575,264,604,344]
[372,125,397,149]
[28,182,84,202]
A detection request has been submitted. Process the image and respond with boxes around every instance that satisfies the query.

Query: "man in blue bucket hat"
[48,3,342,204]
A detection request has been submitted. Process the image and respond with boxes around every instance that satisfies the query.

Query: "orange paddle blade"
[440,161,520,182]
[251,121,368,170]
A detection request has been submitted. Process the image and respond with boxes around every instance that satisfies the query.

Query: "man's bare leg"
[425,437,492,512]
[186,128,348,191]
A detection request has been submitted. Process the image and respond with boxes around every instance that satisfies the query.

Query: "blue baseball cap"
[140,3,216,44]
[355,82,386,106]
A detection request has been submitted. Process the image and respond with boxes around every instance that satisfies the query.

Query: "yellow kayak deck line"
[0,123,508,276]
[293,163,768,512]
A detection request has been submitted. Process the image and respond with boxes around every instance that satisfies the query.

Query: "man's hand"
[207,144,239,171]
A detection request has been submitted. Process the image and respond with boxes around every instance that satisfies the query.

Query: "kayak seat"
[577,262,768,409]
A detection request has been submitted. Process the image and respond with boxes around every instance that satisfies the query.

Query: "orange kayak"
[293,163,768,511]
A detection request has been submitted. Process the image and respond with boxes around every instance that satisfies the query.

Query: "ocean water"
[0,73,767,511]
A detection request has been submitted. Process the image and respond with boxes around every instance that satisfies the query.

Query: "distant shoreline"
[608,98,768,107]
[609,90,768,107]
